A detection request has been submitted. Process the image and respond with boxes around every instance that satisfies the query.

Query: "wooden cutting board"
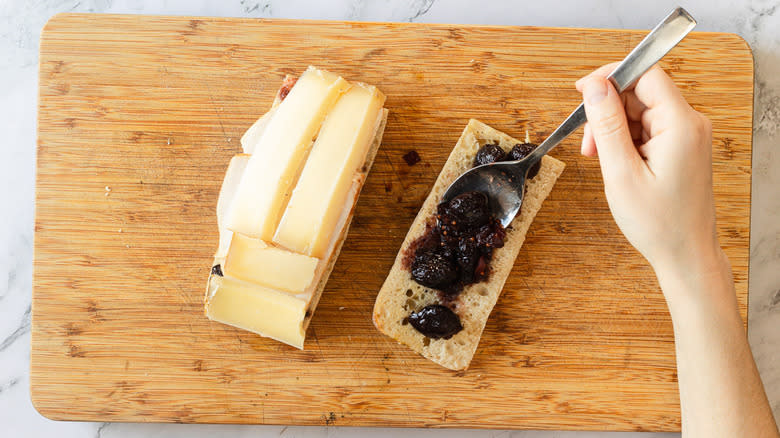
[32,13,753,431]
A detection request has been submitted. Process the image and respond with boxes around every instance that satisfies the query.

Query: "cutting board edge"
[25,392,683,432]
[39,11,756,53]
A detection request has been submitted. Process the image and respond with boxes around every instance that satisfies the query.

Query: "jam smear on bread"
[408,191,506,300]
[404,141,542,338]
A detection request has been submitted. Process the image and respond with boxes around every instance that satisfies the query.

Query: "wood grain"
[32,13,753,431]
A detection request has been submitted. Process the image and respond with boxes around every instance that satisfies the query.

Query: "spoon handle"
[609,7,697,93]
[526,7,697,164]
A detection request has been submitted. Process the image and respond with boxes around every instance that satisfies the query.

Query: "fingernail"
[584,78,608,105]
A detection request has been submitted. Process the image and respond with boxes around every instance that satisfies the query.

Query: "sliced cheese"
[273,84,386,257]
[216,155,250,259]
[223,233,318,294]
[226,66,351,239]
[205,275,307,349]
[240,107,276,155]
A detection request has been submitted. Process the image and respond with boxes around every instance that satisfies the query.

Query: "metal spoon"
[441,7,697,227]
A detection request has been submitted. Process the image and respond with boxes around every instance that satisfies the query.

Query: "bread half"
[373,119,565,370]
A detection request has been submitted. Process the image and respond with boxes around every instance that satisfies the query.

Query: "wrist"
[652,247,737,316]
[648,234,727,286]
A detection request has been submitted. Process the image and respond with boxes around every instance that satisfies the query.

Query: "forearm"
[656,250,779,437]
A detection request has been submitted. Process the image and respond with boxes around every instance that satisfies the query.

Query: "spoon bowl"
[444,161,527,228]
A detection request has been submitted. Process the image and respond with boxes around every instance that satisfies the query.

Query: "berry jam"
[408,305,463,339]
[404,141,539,339]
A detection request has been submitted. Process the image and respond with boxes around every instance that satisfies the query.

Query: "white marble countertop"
[1,0,778,437]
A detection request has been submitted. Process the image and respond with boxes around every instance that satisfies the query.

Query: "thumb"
[581,76,641,177]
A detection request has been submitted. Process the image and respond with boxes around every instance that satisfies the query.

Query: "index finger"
[576,62,647,121]
[575,62,620,91]
[575,63,684,109]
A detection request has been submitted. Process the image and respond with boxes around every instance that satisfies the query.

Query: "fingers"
[583,120,646,157]
[575,62,620,91]
[580,75,644,177]
[637,141,651,159]
[576,63,690,183]
[577,64,684,112]
[624,92,647,122]
[641,127,650,144]
[581,123,597,156]
[628,120,643,142]
[633,65,687,110]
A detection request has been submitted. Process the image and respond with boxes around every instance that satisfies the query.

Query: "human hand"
[575,63,725,284]
[576,66,780,438]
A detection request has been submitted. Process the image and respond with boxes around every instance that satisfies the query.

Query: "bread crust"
[372,119,565,370]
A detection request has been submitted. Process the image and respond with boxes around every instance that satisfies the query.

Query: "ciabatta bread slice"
[373,119,565,370]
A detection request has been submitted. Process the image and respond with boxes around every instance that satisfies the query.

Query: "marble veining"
[1,0,778,437]
[0,305,30,353]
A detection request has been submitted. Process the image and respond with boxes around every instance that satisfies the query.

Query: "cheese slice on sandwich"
[226,67,350,240]
[205,67,388,349]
